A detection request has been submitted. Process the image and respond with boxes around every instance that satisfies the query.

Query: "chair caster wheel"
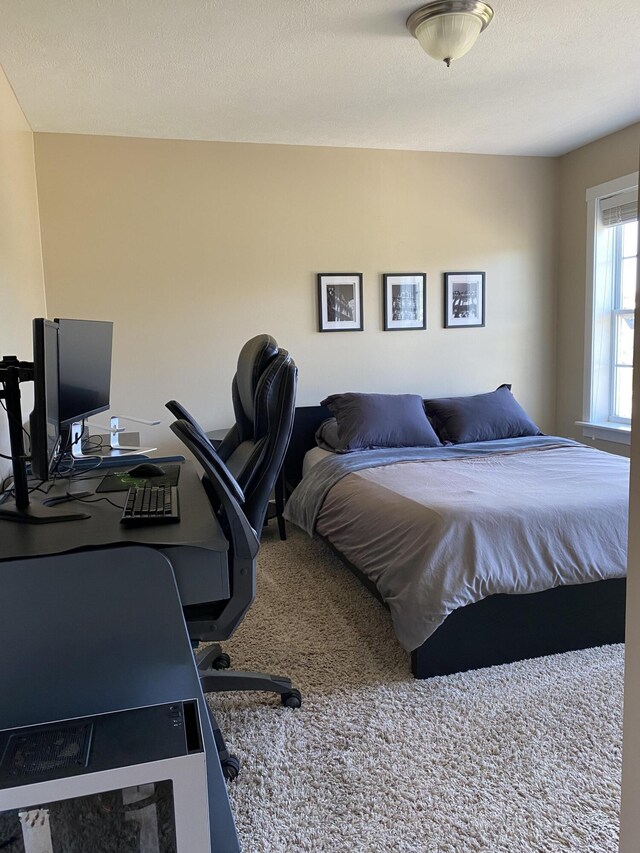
[281,689,302,708]
[222,754,240,781]
[212,652,231,670]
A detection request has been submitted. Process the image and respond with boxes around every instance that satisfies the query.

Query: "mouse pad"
[96,464,181,493]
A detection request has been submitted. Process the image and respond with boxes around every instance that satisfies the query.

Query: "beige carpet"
[209,526,623,853]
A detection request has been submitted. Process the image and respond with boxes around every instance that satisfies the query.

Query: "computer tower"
[0,700,211,853]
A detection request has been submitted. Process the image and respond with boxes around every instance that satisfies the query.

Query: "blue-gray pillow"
[423,385,542,444]
[320,393,441,452]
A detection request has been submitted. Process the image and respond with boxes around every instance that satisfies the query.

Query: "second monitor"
[56,318,113,444]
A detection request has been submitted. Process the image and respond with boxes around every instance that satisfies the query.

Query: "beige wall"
[556,122,640,457]
[0,67,46,481]
[33,133,557,453]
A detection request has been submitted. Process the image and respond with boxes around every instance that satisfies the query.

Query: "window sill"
[575,420,631,446]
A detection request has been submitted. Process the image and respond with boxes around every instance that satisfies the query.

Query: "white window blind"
[600,188,638,227]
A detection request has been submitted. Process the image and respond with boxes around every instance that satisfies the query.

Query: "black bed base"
[286,407,627,679]
[321,535,626,679]
[410,577,626,678]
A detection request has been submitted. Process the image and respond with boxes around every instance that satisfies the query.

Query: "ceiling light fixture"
[406,0,494,67]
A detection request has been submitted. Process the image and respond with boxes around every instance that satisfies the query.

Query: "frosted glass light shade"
[415,13,483,64]
[407,2,494,66]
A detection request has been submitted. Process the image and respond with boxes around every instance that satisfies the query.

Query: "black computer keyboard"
[120,484,180,527]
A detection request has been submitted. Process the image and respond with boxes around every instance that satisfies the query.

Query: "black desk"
[0,461,229,608]
[0,546,240,851]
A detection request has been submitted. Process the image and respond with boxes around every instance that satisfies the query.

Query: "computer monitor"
[29,318,62,481]
[56,319,113,426]
[0,318,87,524]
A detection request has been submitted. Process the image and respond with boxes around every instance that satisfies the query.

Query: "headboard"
[282,405,332,493]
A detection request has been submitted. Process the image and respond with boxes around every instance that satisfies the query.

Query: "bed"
[282,398,628,679]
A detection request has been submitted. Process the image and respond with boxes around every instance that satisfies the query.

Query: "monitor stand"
[109,415,161,452]
[0,498,90,524]
[69,422,156,459]
[0,357,90,525]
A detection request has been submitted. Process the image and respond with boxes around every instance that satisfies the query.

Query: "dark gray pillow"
[423,384,542,444]
[320,393,441,452]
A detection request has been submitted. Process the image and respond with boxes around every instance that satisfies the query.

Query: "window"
[581,173,638,444]
[611,219,637,421]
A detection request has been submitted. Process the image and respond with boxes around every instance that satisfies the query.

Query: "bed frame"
[282,406,626,679]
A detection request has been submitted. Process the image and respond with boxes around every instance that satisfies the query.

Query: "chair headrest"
[236,334,279,422]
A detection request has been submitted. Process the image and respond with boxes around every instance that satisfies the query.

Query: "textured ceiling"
[0,0,639,156]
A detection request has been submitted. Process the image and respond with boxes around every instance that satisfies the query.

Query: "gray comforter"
[284,437,629,651]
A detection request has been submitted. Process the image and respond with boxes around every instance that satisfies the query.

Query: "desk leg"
[196,692,241,852]
[275,468,286,541]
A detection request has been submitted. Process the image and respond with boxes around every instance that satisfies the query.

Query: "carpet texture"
[209,526,623,853]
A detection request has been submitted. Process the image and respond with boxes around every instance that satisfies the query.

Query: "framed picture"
[317,273,363,332]
[383,274,426,331]
[443,272,485,328]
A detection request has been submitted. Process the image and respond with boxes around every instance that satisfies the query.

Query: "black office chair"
[168,333,297,540]
[170,419,302,716]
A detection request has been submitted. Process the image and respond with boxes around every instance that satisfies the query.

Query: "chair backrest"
[166,399,213,448]
[170,418,259,643]
[217,334,298,534]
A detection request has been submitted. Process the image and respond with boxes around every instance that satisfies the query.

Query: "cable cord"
[60,491,127,511]
[0,394,21,458]
[0,389,31,443]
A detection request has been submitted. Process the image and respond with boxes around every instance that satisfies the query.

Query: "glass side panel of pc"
[0,781,178,852]
[0,701,211,852]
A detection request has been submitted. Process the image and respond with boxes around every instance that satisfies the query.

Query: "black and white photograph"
[443,272,486,328]
[383,274,426,331]
[317,273,363,332]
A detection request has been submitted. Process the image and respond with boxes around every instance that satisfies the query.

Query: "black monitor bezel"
[55,318,114,426]
[29,318,61,481]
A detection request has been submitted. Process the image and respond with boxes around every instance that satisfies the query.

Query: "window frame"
[579,172,638,445]
[610,222,636,424]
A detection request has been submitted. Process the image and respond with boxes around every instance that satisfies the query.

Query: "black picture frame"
[317,273,364,332]
[443,272,486,328]
[383,274,427,331]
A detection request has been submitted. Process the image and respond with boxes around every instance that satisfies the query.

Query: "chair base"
[197,643,230,670]
[200,669,302,708]
[196,643,302,708]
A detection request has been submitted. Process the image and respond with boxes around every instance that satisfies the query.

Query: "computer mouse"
[127,462,166,478]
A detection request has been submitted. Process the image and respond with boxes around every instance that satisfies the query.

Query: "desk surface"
[0,461,230,609]
[0,461,227,558]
